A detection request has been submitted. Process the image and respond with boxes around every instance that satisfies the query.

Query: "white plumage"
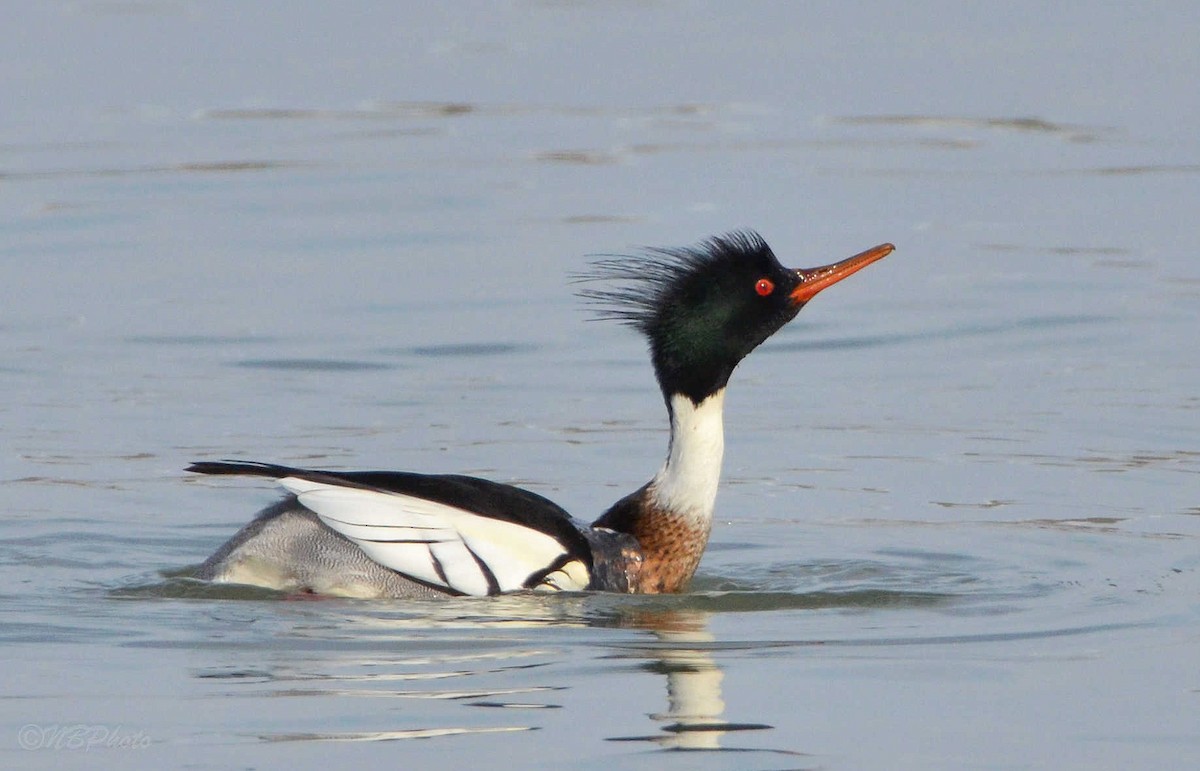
[650,389,726,522]
[277,476,586,596]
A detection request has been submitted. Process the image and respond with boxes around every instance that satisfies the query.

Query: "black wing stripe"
[350,538,448,544]
[319,514,444,531]
[428,545,449,586]
[339,525,445,531]
[464,544,501,596]
[523,552,579,589]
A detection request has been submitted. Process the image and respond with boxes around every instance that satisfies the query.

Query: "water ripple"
[770,313,1117,353]
[233,358,395,372]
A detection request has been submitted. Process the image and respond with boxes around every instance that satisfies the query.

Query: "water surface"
[2,3,1198,769]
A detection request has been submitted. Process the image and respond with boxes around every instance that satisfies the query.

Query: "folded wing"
[188,461,593,596]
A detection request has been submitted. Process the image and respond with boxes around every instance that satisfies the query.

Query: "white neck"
[650,390,726,524]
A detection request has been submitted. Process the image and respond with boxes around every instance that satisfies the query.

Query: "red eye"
[755,278,775,296]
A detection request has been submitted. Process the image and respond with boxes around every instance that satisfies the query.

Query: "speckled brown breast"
[627,509,712,593]
[589,484,715,594]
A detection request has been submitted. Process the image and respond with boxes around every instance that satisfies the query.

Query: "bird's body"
[191,232,892,598]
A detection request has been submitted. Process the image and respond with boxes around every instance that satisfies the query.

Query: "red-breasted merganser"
[189,232,892,598]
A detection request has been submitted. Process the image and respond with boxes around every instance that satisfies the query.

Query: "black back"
[187,460,594,567]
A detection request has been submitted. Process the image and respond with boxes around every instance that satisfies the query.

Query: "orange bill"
[790,243,894,304]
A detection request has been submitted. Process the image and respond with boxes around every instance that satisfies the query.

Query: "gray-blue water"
[2,3,1198,769]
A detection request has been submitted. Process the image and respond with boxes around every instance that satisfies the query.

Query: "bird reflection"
[606,608,774,751]
[184,592,798,757]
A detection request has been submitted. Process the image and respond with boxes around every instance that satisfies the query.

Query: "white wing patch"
[278,476,588,596]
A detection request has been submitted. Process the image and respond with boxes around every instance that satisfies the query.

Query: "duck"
[189,231,892,598]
